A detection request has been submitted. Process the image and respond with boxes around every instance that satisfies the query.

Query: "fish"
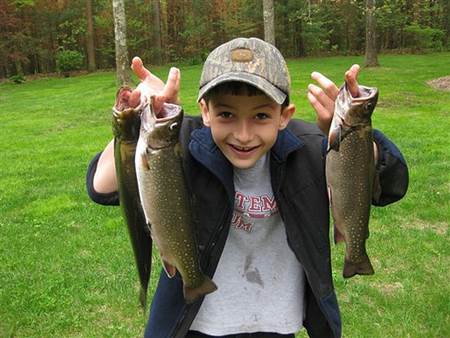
[112,86,153,308]
[135,98,217,304]
[325,82,379,278]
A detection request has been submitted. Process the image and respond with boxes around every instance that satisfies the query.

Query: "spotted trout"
[135,99,217,304]
[112,87,152,308]
[326,82,379,278]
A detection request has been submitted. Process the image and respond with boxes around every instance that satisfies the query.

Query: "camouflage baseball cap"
[197,37,291,104]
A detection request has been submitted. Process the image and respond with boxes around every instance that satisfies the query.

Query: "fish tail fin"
[343,254,375,278]
[139,287,148,312]
[183,276,218,304]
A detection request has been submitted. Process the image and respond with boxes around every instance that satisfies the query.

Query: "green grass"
[1,53,449,338]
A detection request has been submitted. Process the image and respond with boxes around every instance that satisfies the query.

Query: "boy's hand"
[307,64,360,135]
[118,57,181,113]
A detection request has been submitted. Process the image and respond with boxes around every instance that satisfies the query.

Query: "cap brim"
[197,72,287,105]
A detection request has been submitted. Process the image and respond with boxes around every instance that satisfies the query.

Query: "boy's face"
[200,93,295,169]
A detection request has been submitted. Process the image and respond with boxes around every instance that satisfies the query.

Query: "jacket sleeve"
[86,152,120,206]
[372,129,409,206]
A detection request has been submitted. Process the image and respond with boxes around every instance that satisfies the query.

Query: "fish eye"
[365,102,373,110]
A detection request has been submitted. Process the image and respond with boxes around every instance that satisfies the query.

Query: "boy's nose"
[234,121,253,144]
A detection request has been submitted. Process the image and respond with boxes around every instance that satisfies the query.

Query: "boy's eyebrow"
[213,102,275,110]
[213,102,235,109]
[252,103,276,110]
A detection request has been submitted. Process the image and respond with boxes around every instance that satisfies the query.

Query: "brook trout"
[135,99,217,304]
[326,83,379,278]
[112,87,152,308]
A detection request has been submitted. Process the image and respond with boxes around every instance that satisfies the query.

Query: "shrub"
[9,74,26,84]
[404,24,445,51]
[56,50,84,75]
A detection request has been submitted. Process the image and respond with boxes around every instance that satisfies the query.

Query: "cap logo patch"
[231,48,253,62]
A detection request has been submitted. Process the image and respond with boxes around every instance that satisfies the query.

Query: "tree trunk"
[365,0,379,67]
[442,0,450,46]
[112,0,131,86]
[263,0,275,45]
[152,0,163,65]
[86,0,96,72]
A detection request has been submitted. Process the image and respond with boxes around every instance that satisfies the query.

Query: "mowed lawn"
[0,53,449,338]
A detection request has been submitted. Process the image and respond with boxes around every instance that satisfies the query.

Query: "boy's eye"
[218,111,233,119]
[255,112,270,120]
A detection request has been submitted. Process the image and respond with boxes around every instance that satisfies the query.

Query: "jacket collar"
[188,126,304,200]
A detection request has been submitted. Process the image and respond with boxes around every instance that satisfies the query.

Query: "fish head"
[141,99,184,149]
[328,83,378,151]
[112,87,143,141]
[344,84,379,126]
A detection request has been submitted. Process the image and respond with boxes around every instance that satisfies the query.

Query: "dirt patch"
[427,75,450,91]
[401,221,448,235]
[372,281,404,296]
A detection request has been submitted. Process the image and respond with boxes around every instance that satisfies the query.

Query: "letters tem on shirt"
[232,191,279,233]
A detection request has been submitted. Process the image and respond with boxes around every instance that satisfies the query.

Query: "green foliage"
[57,20,86,51]
[404,24,445,51]
[301,22,329,55]
[9,74,26,84]
[56,50,84,74]
[0,53,449,337]
[1,0,449,75]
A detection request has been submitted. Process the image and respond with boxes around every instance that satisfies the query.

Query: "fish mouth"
[349,84,379,106]
[152,102,182,122]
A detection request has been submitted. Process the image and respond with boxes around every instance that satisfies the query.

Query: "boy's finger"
[345,64,360,97]
[308,84,335,116]
[307,92,332,135]
[311,71,339,100]
[162,67,181,103]
[131,56,151,81]
[129,89,142,108]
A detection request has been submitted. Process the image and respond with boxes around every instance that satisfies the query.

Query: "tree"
[112,0,130,85]
[365,0,379,67]
[86,0,96,72]
[151,0,163,64]
[263,0,275,45]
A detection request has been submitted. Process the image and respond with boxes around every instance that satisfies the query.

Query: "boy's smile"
[200,94,295,169]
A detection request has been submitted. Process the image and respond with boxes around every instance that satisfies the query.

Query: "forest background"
[1,0,449,79]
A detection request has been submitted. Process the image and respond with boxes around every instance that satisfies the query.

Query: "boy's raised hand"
[118,56,180,113]
[307,64,360,135]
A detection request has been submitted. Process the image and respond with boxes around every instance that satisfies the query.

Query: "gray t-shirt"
[190,154,305,335]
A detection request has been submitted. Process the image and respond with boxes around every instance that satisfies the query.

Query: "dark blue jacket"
[86,116,408,338]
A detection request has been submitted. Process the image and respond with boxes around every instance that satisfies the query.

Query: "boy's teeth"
[234,145,250,151]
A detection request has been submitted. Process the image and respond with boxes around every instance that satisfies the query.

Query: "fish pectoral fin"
[162,260,177,278]
[328,126,341,152]
[334,223,345,244]
[141,153,150,171]
[174,142,183,157]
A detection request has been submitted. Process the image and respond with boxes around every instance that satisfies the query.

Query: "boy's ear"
[279,103,295,130]
[199,99,211,127]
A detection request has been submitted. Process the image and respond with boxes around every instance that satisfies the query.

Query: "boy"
[86,38,408,338]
